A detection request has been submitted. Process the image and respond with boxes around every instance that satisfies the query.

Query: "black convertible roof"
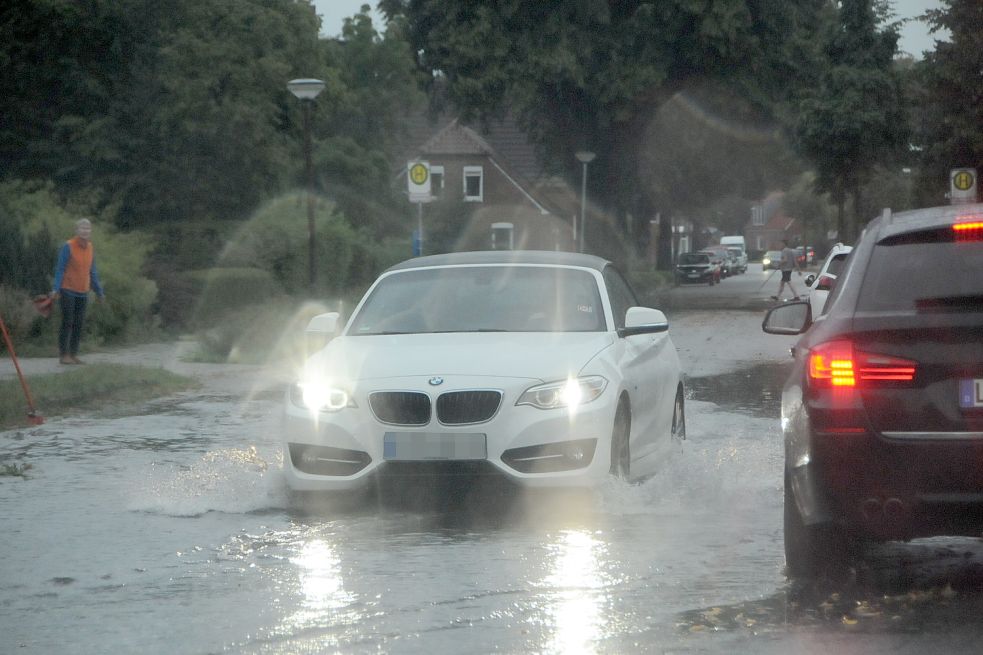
[385,250,612,273]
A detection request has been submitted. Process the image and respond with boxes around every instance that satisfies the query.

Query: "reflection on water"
[544,530,607,654]
[289,539,358,630]
[685,361,793,418]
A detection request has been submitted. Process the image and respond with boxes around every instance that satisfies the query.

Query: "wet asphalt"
[2,264,983,654]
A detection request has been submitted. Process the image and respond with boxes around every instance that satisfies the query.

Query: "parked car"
[761,250,782,270]
[762,204,983,578]
[699,246,732,277]
[284,250,686,493]
[675,251,720,285]
[726,247,748,274]
[803,243,852,319]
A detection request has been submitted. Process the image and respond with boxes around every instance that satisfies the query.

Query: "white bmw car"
[282,251,685,491]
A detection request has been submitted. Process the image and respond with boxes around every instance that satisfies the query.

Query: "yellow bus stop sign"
[953,170,974,192]
[410,163,429,185]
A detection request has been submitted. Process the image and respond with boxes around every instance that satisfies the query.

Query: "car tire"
[609,401,631,479]
[671,385,685,441]
[784,471,851,579]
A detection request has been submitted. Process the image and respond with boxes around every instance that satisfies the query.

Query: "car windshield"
[348,265,606,334]
[679,253,708,265]
[857,241,983,312]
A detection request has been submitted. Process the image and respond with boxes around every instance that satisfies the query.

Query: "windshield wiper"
[915,295,983,312]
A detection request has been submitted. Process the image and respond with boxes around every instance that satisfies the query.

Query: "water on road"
[3,308,983,653]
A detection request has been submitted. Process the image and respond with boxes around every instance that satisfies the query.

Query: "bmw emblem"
[428,377,444,386]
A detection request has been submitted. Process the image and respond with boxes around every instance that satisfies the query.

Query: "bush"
[0,180,159,347]
[184,267,282,328]
[626,269,673,307]
[0,285,38,351]
[193,297,341,365]
[218,192,349,294]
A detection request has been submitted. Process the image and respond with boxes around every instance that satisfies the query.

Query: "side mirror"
[804,274,816,286]
[305,312,340,352]
[619,307,669,337]
[762,301,811,335]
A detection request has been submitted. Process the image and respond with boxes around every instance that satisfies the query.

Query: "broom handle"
[0,313,39,413]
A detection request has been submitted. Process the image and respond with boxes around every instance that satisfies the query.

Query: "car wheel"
[609,401,631,479]
[784,471,852,579]
[671,385,685,441]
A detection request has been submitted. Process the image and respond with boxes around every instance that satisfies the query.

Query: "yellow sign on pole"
[410,163,429,185]
[407,160,431,202]
[950,168,978,205]
[953,170,974,191]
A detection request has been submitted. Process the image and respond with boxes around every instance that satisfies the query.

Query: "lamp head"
[288,78,325,100]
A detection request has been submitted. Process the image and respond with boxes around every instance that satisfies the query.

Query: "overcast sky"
[313,0,947,58]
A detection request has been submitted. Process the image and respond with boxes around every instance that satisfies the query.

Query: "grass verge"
[0,363,198,430]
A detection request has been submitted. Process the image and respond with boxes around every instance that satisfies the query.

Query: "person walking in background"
[772,238,802,302]
[51,218,105,364]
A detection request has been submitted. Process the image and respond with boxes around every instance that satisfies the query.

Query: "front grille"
[370,391,431,425]
[437,390,502,425]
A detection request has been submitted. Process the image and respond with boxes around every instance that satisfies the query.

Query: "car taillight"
[808,340,917,388]
[953,220,983,241]
[815,274,836,291]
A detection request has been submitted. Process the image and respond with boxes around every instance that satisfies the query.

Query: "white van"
[719,235,747,273]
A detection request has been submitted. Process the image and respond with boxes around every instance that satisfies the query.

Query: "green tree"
[912,0,983,206]
[315,9,426,237]
[380,0,825,266]
[791,0,907,243]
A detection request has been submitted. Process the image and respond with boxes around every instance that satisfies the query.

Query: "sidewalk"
[0,339,292,398]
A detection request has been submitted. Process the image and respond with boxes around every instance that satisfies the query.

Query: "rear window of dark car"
[857,241,983,312]
[679,253,708,265]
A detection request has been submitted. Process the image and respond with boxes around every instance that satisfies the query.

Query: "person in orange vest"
[50,218,105,365]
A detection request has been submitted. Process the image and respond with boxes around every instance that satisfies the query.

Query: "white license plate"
[688,272,700,277]
[959,379,983,408]
[383,432,487,461]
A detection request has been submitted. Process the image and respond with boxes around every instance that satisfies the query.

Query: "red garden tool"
[0,312,45,425]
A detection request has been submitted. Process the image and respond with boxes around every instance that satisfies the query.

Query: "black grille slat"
[437,391,502,425]
[370,392,431,425]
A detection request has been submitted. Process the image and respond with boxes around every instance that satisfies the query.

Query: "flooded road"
[3,310,983,653]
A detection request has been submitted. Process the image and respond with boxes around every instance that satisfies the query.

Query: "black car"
[763,204,983,577]
[674,252,719,285]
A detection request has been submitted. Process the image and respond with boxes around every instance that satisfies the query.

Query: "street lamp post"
[287,78,325,290]
[575,151,595,253]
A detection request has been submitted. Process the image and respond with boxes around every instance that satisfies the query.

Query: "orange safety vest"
[61,237,95,294]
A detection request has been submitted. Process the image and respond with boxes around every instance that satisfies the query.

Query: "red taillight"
[815,274,836,291]
[954,220,983,241]
[808,341,917,388]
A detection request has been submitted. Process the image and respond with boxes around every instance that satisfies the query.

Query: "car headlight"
[762,258,771,266]
[290,381,357,412]
[516,376,608,410]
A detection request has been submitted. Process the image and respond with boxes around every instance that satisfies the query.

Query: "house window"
[463,166,483,202]
[751,205,765,226]
[430,165,444,196]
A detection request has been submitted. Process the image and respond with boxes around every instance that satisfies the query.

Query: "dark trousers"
[59,293,88,356]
